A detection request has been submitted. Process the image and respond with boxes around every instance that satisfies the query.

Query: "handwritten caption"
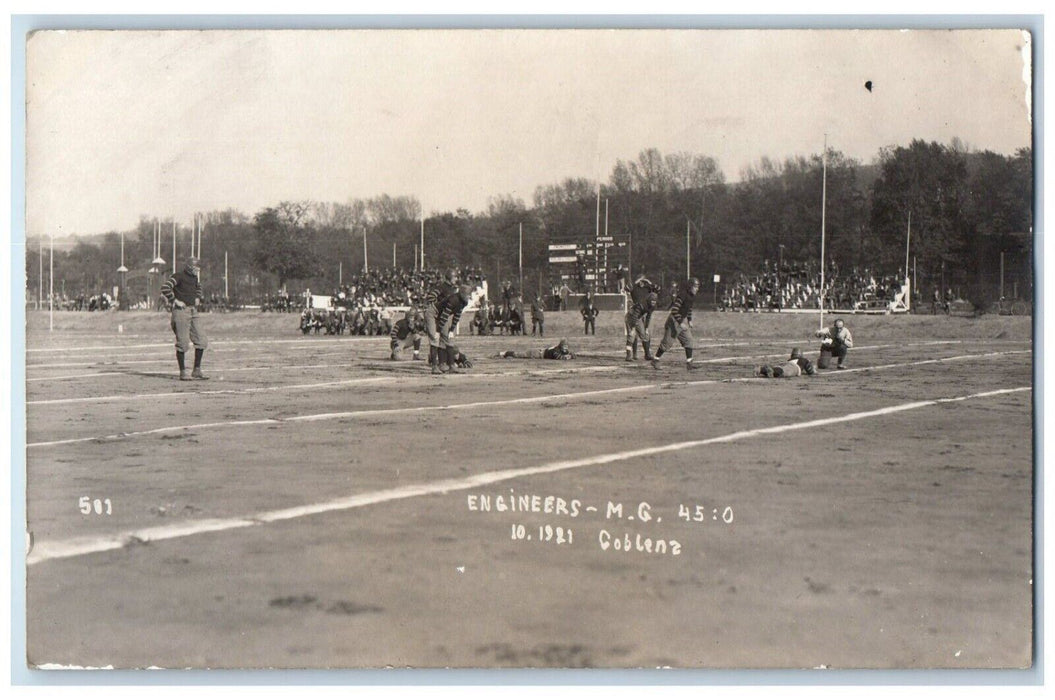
[466,491,734,557]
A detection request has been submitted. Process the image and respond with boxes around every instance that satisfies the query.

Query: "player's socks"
[685,348,693,362]
[194,348,204,369]
[643,341,653,360]
[176,351,185,371]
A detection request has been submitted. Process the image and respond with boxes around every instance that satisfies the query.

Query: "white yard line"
[27,336,432,353]
[27,377,394,407]
[26,362,361,381]
[25,385,1030,566]
[25,350,1030,446]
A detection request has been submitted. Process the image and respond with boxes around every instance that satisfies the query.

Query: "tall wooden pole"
[905,210,912,282]
[686,219,691,279]
[518,222,523,293]
[819,134,828,330]
[363,226,369,273]
[49,233,54,332]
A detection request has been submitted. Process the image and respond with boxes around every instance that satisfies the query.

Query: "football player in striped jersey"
[424,269,459,371]
[434,284,473,374]
[651,277,700,371]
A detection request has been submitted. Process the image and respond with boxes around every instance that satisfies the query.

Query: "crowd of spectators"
[258,266,486,313]
[36,292,115,311]
[329,266,485,310]
[721,260,906,312]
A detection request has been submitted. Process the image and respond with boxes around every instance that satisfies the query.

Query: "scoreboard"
[547,234,631,292]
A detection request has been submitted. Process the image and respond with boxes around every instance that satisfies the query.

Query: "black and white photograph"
[20,25,1035,671]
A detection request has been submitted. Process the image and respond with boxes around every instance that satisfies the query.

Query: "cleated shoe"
[836,364,847,370]
[191,368,209,380]
[179,369,192,381]
[625,352,633,362]
[650,359,661,370]
[431,365,445,375]
[685,362,698,371]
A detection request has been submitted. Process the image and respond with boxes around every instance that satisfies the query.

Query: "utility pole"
[686,219,691,279]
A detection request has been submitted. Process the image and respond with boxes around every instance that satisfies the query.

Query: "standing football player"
[651,277,700,371]
[160,257,209,380]
[624,291,658,362]
[627,274,661,360]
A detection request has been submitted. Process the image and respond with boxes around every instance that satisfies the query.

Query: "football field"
[23,310,1034,669]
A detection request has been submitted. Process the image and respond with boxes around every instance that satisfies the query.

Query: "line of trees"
[26,138,1032,307]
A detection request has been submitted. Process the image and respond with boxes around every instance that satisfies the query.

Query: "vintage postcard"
[22,26,1034,671]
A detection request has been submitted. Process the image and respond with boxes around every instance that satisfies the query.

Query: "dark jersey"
[160,269,202,307]
[793,357,816,376]
[542,343,573,360]
[668,287,696,324]
[630,278,661,307]
[436,292,468,329]
[626,301,652,326]
[530,301,545,320]
[390,317,422,342]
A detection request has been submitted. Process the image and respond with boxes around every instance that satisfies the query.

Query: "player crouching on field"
[390,309,426,360]
[651,277,700,371]
[433,284,473,374]
[815,318,853,370]
[755,348,816,378]
[495,338,575,360]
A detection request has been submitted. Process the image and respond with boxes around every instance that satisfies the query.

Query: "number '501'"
[78,497,112,515]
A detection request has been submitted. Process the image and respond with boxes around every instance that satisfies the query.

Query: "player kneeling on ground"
[390,309,426,360]
[495,338,575,360]
[651,277,700,371]
[434,284,473,374]
[815,318,853,369]
[755,347,815,378]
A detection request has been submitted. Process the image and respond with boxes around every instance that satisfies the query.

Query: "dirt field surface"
[23,309,1034,670]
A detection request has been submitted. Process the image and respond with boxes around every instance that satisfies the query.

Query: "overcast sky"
[25,28,1032,238]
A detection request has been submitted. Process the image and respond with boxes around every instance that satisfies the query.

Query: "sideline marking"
[26,386,1030,565]
[26,350,1030,446]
